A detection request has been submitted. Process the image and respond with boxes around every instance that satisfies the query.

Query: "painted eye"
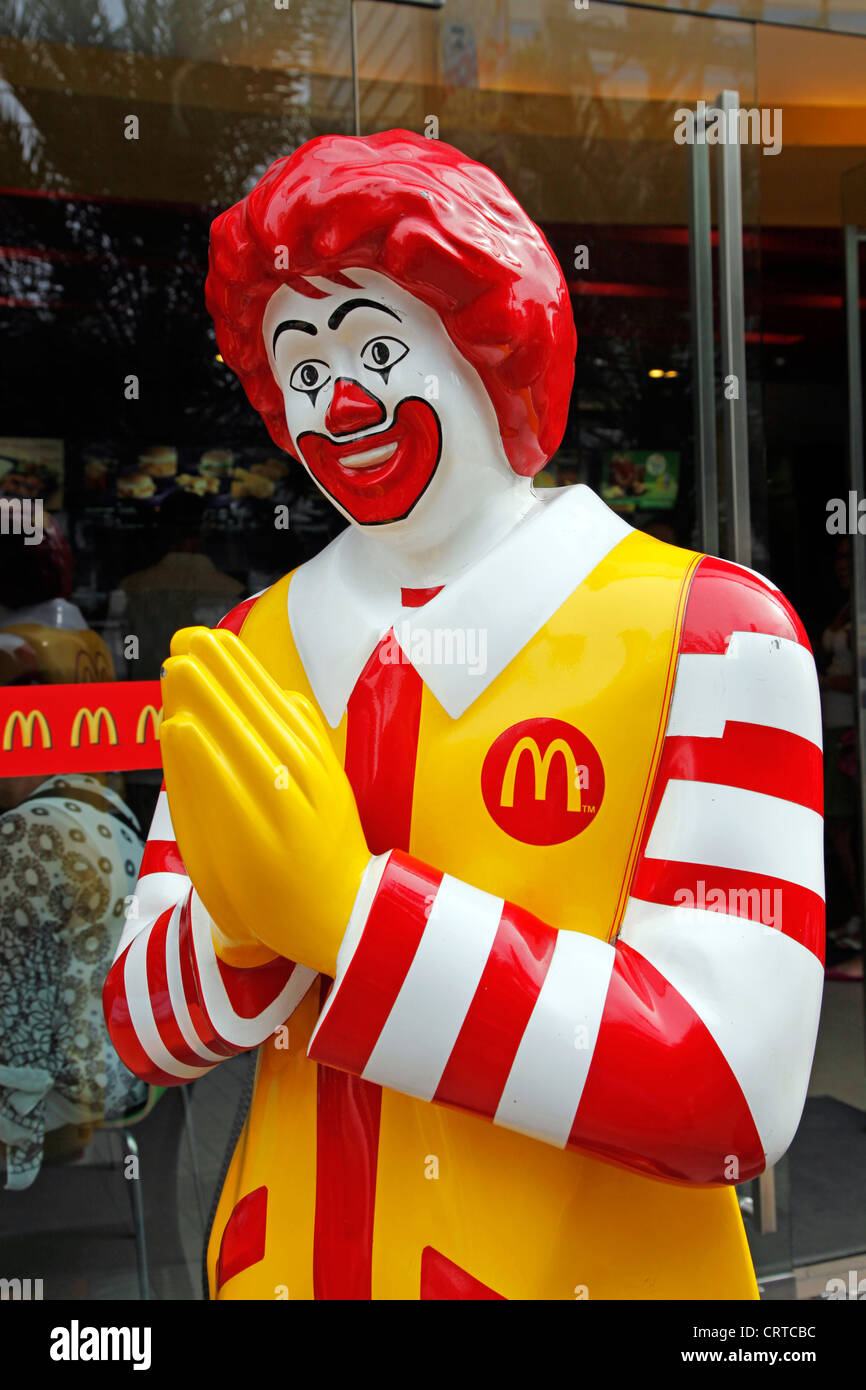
[289,360,331,400]
[360,337,408,380]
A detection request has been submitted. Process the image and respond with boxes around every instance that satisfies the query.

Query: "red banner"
[0,681,163,777]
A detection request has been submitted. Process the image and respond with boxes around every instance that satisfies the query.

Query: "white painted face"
[262,267,519,542]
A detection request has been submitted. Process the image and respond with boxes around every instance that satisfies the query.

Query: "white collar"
[287,485,632,726]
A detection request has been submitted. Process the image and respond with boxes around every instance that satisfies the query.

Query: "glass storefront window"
[607,0,866,38]
[0,0,864,1309]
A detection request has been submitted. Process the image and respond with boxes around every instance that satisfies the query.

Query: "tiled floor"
[1,983,863,1301]
[0,1055,249,1301]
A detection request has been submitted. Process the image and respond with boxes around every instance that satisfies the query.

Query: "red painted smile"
[297,397,442,525]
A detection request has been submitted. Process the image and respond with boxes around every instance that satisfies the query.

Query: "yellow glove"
[160,626,370,978]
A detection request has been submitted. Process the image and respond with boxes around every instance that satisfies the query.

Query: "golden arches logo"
[136,704,162,743]
[70,706,118,748]
[482,718,604,846]
[500,736,581,813]
[3,709,52,751]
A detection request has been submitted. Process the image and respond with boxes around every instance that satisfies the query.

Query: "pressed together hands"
[160,626,371,978]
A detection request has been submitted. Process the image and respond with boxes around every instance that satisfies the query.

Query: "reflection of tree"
[411,1,760,521]
[0,0,764,551]
[0,0,351,449]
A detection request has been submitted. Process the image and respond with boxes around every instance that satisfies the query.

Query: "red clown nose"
[325,378,386,436]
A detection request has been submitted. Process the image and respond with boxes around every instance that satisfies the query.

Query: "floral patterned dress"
[0,774,148,1189]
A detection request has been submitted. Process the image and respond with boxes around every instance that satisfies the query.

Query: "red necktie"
[312,586,442,1298]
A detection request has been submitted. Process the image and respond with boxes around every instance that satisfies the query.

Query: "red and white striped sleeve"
[307,556,825,1186]
[102,595,318,1086]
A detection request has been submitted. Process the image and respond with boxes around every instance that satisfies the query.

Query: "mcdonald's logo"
[136,704,162,743]
[70,706,118,748]
[0,679,163,776]
[3,709,52,751]
[481,718,605,845]
[501,737,583,814]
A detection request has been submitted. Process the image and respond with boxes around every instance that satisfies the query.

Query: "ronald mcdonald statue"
[104,130,824,1300]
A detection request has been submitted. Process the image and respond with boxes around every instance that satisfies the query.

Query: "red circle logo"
[481,718,605,845]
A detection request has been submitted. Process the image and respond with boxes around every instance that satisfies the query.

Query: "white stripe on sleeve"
[188,891,317,1047]
[164,900,225,1065]
[644,780,825,899]
[666,632,821,747]
[116,870,190,956]
[123,920,213,1081]
[361,874,504,1100]
[495,930,615,1148]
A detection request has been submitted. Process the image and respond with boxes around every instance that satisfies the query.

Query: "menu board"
[600,450,680,513]
[82,444,294,524]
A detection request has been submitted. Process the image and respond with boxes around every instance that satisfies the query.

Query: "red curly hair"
[205,129,576,478]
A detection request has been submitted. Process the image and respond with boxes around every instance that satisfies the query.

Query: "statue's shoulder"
[680,554,811,653]
[215,582,286,637]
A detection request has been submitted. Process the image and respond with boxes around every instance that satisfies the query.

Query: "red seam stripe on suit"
[420,1246,505,1300]
[216,1186,268,1293]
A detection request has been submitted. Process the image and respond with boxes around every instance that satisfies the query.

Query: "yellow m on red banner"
[0,680,162,777]
[135,705,162,744]
[70,706,118,748]
[3,708,52,752]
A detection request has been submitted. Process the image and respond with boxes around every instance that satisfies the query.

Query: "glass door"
[354,0,761,552]
[736,29,866,1287]
[353,0,866,1298]
[355,0,787,1280]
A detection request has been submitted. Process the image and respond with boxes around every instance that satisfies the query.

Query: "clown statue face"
[204,128,577,585]
[262,267,535,583]
[106,130,824,1303]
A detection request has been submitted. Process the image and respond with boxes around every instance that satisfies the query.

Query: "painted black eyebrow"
[327,298,402,332]
[272,319,317,352]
